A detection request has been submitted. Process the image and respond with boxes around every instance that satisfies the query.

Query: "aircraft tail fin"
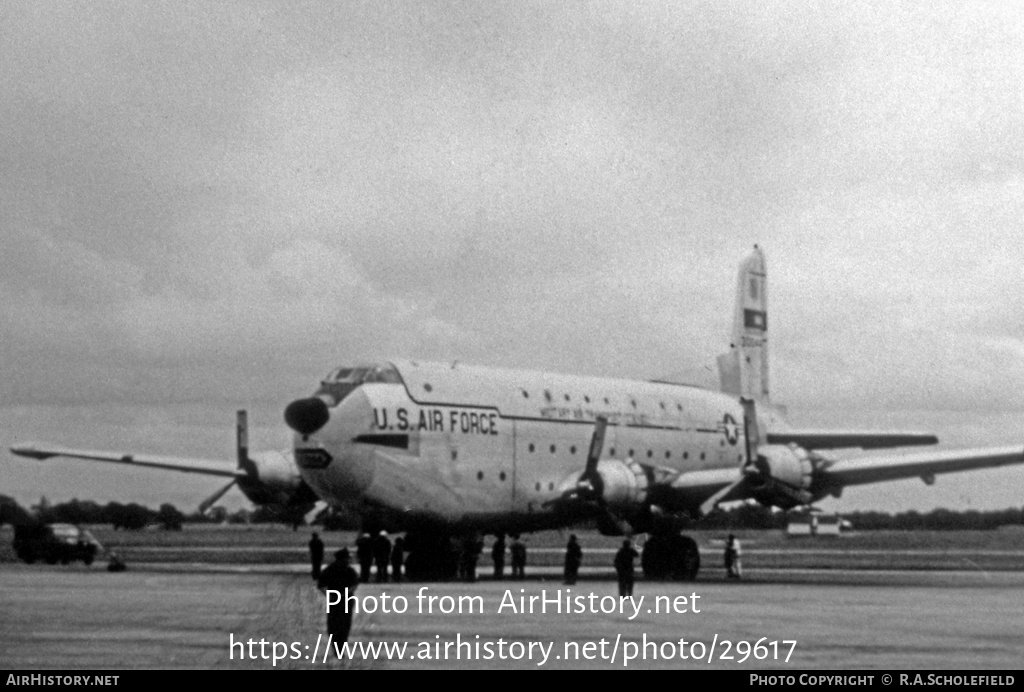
[717,246,770,402]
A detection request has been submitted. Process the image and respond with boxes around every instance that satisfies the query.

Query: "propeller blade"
[578,415,609,497]
[236,410,248,466]
[698,478,743,517]
[584,416,608,474]
[236,410,257,476]
[595,510,631,537]
[198,479,237,514]
[698,464,761,516]
[303,500,329,525]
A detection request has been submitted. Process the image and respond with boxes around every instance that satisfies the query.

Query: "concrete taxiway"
[1,562,1021,670]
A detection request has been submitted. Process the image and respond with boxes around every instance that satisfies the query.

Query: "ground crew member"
[308,531,325,580]
[391,536,405,583]
[355,532,373,582]
[373,530,392,583]
[614,538,639,597]
[510,534,527,580]
[460,535,483,582]
[318,549,359,645]
[563,534,582,585]
[491,533,506,579]
[725,534,743,579]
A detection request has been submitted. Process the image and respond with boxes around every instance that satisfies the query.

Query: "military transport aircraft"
[10,248,1023,579]
[10,411,322,526]
[281,247,1024,580]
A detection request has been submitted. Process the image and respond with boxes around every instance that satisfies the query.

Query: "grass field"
[2,524,1022,571]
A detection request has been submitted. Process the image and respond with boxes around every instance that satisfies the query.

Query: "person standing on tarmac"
[308,531,325,581]
[318,549,359,645]
[725,534,743,579]
[614,538,639,597]
[373,531,392,583]
[391,536,405,583]
[510,535,527,580]
[355,532,374,583]
[491,533,506,579]
[563,534,582,585]
[460,535,483,583]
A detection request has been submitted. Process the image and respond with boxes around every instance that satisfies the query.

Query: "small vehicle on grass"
[13,523,101,565]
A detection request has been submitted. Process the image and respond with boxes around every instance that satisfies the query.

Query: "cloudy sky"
[2,1,1022,514]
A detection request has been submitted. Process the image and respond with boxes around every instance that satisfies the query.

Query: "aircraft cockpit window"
[316,363,405,405]
[323,368,356,383]
[363,365,403,384]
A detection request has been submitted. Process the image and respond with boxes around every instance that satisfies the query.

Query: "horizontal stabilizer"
[818,445,1024,488]
[765,430,938,450]
[9,443,241,478]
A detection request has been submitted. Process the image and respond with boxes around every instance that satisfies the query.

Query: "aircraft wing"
[814,445,1024,489]
[9,443,242,478]
[644,444,1024,517]
[765,430,938,450]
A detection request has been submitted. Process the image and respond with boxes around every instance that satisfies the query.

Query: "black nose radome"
[285,397,330,436]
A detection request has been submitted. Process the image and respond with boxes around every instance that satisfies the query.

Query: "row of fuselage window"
[520,387,686,413]
[525,442,729,459]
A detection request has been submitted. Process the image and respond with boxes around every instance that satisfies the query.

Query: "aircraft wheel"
[641,534,670,580]
[403,533,459,582]
[669,534,700,581]
[642,532,700,581]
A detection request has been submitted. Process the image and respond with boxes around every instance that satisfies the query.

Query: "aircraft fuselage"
[294,360,748,533]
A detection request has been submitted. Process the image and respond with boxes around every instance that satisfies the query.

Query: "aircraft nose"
[284,397,330,436]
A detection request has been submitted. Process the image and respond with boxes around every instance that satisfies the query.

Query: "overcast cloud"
[2,1,1022,512]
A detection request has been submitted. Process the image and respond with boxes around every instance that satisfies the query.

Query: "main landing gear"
[641,531,700,581]
[401,532,460,582]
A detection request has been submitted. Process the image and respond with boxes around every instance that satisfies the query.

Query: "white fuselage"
[294,360,748,531]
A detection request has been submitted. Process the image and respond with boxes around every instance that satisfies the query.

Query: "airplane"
[9,411,322,528]
[281,246,1024,580]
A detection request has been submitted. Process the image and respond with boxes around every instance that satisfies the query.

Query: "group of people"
[353,531,405,583]
[487,534,528,581]
[308,529,744,646]
[308,530,407,584]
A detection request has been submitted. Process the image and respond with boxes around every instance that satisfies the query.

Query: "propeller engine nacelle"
[747,443,817,509]
[236,450,306,507]
[248,451,303,492]
[594,458,650,510]
[550,416,651,535]
[558,459,650,510]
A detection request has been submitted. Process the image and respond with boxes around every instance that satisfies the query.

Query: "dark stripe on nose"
[284,397,330,436]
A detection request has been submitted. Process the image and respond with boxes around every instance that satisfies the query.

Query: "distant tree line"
[840,507,1024,531]
[699,503,1024,531]
[29,498,187,531]
[4,496,1023,532]
[17,497,312,530]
